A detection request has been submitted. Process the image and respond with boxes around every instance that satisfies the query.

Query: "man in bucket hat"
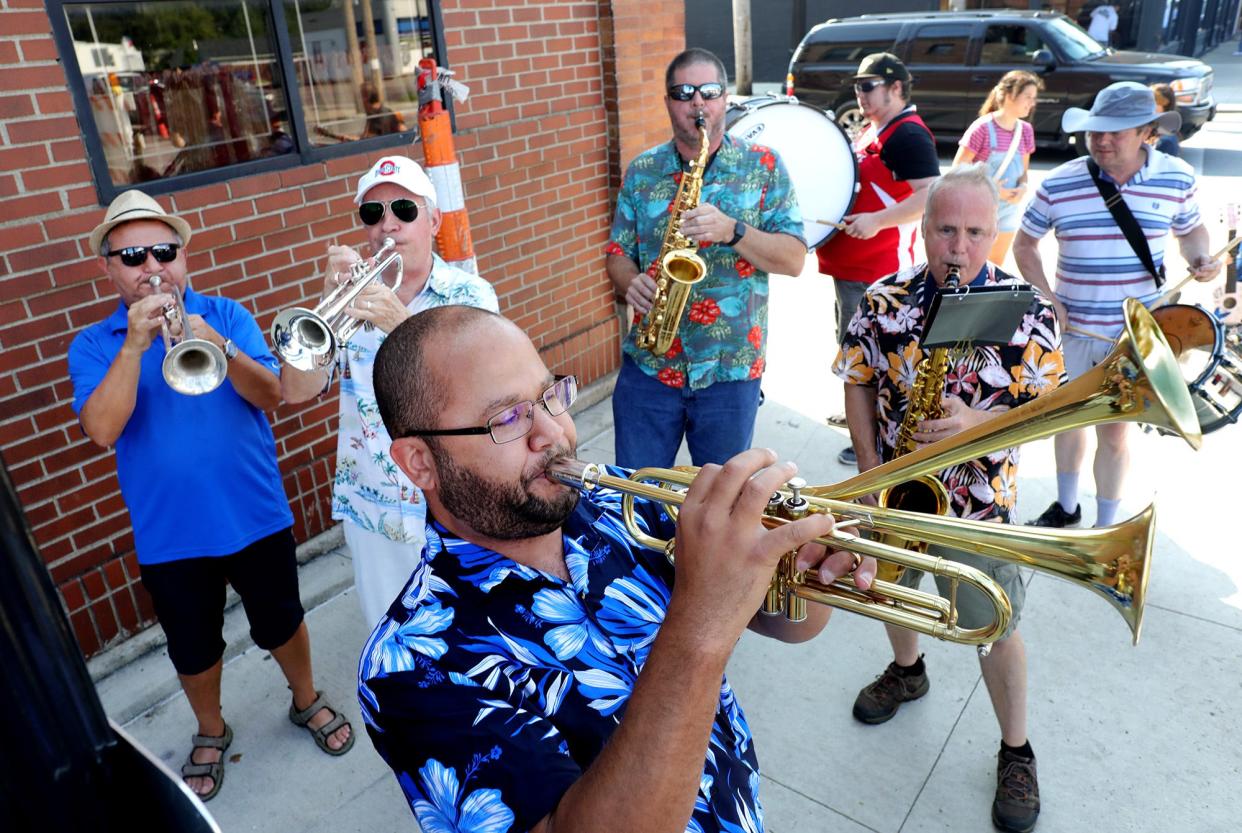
[1013,81,1220,534]
[281,156,497,629]
[68,190,356,802]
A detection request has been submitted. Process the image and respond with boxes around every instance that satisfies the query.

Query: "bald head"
[374,305,517,440]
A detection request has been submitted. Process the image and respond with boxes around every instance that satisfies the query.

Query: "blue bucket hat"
[1062,81,1181,134]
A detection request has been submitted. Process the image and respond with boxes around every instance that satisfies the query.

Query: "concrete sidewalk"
[91,47,1242,833]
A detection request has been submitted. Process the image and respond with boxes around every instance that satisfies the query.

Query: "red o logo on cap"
[379,160,397,176]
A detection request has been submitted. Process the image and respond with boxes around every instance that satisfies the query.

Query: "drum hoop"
[725,95,859,250]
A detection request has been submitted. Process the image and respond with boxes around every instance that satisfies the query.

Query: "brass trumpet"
[271,238,403,371]
[551,298,1200,646]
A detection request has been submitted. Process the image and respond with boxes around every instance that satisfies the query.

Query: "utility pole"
[733,0,752,95]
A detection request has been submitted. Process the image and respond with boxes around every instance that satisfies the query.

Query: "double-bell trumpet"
[271,238,403,371]
[550,298,1201,646]
[150,276,227,396]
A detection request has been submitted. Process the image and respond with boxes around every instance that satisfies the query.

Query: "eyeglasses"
[854,79,887,94]
[106,243,181,267]
[667,82,724,102]
[401,375,578,445]
[358,198,420,226]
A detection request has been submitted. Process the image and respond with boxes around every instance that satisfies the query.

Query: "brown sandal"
[181,722,233,802]
[288,690,355,756]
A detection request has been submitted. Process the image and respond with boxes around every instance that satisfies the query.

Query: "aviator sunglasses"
[667,82,724,102]
[106,243,181,267]
[358,198,420,226]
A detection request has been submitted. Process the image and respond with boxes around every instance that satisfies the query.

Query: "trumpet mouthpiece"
[545,458,600,490]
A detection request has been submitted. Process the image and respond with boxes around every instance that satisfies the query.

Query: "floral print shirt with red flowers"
[607,134,803,390]
[831,264,1066,522]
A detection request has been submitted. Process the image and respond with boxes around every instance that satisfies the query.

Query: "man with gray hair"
[281,155,498,628]
[833,164,1065,832]
[1013,82,1220,531]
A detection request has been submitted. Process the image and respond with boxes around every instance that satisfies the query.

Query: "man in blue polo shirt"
[67,190,355,802]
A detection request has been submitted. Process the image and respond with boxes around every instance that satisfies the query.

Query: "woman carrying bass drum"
[726,95,860,251]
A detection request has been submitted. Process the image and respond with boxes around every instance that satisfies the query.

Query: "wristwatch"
[222,339,239,361]
[727,219,747,247]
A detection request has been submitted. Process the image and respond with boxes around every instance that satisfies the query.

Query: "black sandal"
[288,690,355,756]
[180,722,233,802]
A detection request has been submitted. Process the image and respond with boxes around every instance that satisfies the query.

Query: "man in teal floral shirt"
[606,48,806,468]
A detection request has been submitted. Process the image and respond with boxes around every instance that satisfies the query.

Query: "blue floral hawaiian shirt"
[606,135,803,390]
[358,469,765,832]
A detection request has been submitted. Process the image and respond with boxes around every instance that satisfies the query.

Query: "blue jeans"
[612,356,763,468]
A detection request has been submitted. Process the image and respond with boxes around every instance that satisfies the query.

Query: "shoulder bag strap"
[1086,159,1165,288]
[992,117,1024,184]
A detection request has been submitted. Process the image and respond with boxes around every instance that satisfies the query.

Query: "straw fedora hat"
[89,190,193,256]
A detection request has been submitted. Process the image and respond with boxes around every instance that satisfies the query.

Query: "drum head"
[1153,304,1242,433]
[727,96,858,250]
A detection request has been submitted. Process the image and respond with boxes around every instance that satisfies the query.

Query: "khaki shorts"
[894,542,1026,641]
[1062,331,1116,380]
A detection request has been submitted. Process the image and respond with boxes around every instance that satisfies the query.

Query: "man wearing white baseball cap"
[1013,82,1220,532]
[282,155,498,627]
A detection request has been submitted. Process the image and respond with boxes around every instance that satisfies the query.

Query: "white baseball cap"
[354,155,438,207]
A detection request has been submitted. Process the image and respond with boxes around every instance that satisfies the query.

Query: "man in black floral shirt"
[832,165,1065,833]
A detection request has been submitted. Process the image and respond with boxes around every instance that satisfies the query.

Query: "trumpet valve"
[778,477,809,520]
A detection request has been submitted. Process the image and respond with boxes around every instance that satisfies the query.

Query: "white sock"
[1056,473,1079,513]
[1096,497,1122,527]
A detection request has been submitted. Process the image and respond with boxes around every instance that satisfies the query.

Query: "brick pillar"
[599,1,686,198]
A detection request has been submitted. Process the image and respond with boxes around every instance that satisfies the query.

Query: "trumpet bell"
[162,338,227,396]
[271,307,337,372]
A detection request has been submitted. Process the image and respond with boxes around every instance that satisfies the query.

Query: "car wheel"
[836,104,866,141]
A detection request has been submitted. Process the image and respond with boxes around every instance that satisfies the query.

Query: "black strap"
[1086,160,1165,288]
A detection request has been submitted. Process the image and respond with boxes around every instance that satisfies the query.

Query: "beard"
[431,444,580,540]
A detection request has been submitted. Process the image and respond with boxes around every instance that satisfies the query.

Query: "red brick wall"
[0,0,683,657]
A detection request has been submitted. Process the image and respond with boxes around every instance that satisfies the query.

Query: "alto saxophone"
[635,114,710,355]
[874,265,961,578]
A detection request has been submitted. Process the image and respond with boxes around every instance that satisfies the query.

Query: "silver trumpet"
[150,276,227,396]
[270,237,403,371]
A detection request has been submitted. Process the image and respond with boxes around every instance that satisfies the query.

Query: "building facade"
[0,0,686,657]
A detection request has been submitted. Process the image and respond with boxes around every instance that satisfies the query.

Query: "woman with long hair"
[1148,83,1181,157]
[953,70,1042,265]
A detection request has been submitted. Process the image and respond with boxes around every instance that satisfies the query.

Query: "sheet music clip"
[924,282,1035,348]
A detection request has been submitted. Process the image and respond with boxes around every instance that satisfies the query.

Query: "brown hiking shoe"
[851,659,929,724]
[993,746,1040,832]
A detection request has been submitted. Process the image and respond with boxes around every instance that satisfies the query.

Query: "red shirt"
[817,109,938,283]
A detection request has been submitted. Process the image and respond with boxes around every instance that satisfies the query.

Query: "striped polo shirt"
[1020,148,1200,336]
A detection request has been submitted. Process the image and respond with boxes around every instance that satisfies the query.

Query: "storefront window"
[287,0,430,147]
[54,0,441,196]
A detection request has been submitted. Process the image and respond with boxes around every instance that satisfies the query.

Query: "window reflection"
[286,0,429,146]
[67,0,288,186]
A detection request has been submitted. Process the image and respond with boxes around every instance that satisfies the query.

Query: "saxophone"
[874,266,961,578]
[635,114,710,355]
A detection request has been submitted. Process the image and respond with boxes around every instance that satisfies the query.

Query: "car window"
[979,24,1048,65]
[1042,16,1107,60]
[908,23,972,65]
[797,24,896,64]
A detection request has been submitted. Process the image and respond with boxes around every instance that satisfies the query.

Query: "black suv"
[787,11,1215,148]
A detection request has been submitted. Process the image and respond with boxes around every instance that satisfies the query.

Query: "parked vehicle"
[787,11,1215,149]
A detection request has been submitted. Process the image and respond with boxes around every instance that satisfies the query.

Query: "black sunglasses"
[854,79,888,94]
[359,198,420,226]
[667,82,724,102]
[107,243,181,268]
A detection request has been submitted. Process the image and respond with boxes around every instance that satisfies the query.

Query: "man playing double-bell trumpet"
[834,165,1065,832]
[281,156,497,628]
[68,190,354,802]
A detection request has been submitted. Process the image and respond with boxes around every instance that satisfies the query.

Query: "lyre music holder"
[923,283,1036,349]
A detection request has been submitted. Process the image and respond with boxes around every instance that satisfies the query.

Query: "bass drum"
[1152,303,1242,434]
[726,95,859,250]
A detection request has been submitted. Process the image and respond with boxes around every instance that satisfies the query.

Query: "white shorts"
[343,522,426,629]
